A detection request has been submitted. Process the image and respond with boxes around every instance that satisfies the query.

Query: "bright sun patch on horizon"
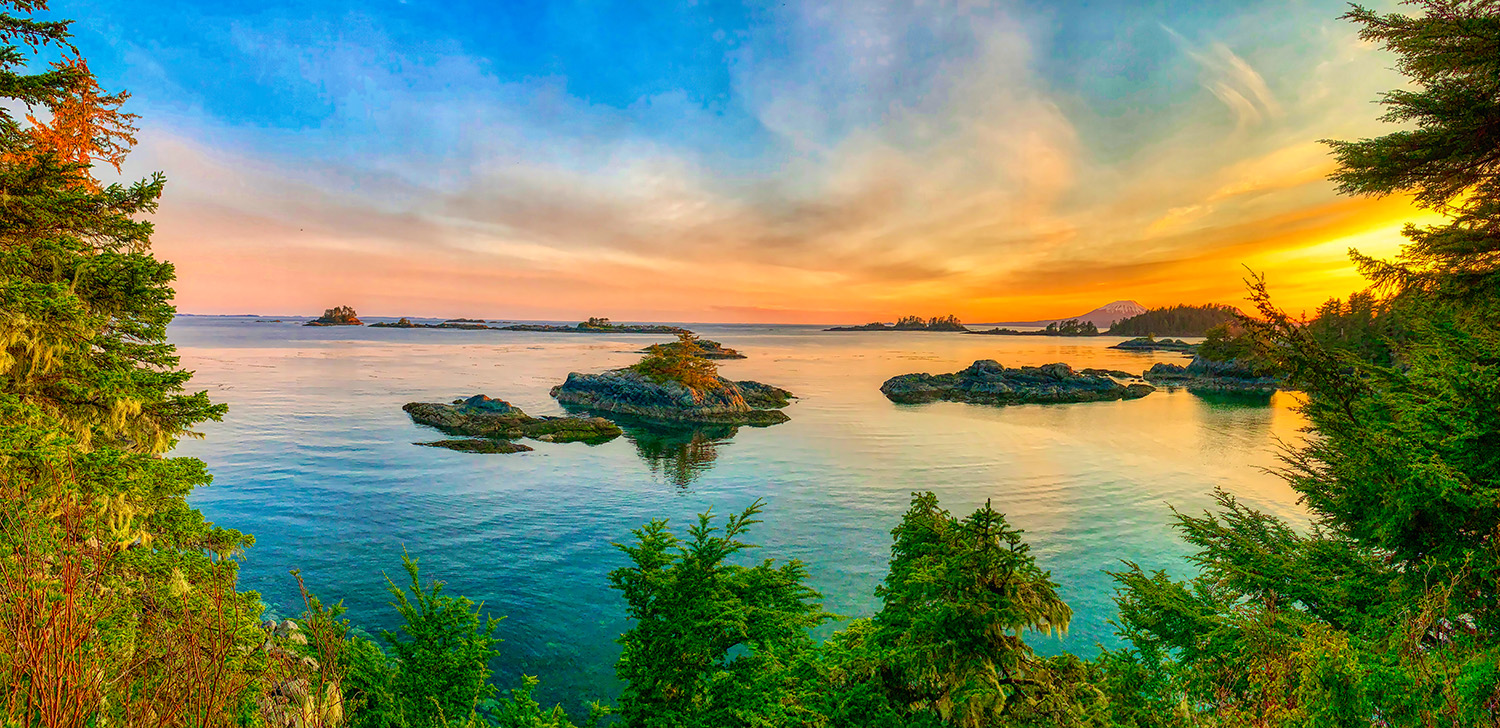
[73,0,1427,323]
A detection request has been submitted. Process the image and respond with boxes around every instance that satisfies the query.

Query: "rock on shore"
[1143,357,1280,393]
[550,369,793,425]
[880,360,1154,405]
[403,394,621,452]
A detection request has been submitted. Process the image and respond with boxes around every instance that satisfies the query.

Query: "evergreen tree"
[1104,2,1500,724]
[609,500,832,728]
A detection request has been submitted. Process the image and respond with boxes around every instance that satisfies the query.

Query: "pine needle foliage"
[629,332,723,391]
[0,2,258,725]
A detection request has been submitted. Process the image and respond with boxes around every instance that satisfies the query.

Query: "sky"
[61,0,1430,322]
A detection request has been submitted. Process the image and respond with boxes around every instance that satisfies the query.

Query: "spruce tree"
[0,1,262,724]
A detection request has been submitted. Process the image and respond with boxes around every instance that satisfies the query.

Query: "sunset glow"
[77,0,1421,322]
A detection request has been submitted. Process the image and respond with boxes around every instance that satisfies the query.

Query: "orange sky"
[115,2,1428,324]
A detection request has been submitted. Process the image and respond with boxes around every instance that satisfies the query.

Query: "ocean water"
[170,316,1308,711]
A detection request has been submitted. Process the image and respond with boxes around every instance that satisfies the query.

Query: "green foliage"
[0,2,260,724]
[628,332,722,392]
[1302,290,1403,365]
[1106,304,1240,337]
[378,553,503,727]
[609,499,832,728]
[1326,1,1500,300]
[890,315,966,331]
[858,493,1092,726]
[1098,3,1500,726]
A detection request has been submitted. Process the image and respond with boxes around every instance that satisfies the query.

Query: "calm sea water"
[169,316,1308,711]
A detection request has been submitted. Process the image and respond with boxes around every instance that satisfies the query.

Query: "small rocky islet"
[551,369,793,425]
[638,338,745,359]
[1109,336,1198,353]
[1142,356,1281,393]
[370,317,496,330]
[304,305,362,326]
[403,394,621,453]
[403,333,791,453]
[881,360,1154,406]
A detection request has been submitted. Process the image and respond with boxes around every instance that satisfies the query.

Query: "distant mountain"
[993,300,1147,329]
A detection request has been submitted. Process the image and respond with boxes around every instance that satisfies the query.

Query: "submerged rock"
[403,394,621,453]
[1143,357,1280,393]
[416,439,534,454]
[880,360,1154,406]
[550,369,793,425]
[305,306,363,326]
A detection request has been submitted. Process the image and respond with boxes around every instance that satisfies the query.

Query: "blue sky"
[53,0,1420,321]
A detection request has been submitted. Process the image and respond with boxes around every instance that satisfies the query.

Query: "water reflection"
[555,406,750,488]
[1188,390,1276,407]
[620,417,740,488]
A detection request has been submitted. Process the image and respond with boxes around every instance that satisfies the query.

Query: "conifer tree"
[0,2,260,724]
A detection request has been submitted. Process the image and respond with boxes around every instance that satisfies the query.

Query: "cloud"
[1162,25,1283,130]
[127,0,1418,322]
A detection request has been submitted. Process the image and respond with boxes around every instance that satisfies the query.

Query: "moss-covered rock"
[550,369,793,425]
[881,360,1154,406]
[403,394,621,453]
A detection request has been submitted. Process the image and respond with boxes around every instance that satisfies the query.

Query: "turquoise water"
[170,316,1308,711]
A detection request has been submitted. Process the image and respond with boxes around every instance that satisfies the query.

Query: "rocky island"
[403,394,621,453]
[304,305,363,326]
[370,317,495,329]
[640,338,745,359]
[503,317,689,334]
[1109,336,1198,353]
[552,333,792,425]
[827,314,968,332]
[1142,356,1280,393]
[968,319,1101,336]
[881,360,1154,405]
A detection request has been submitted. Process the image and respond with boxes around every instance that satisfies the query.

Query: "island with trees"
[826,314,968,332]
[552,333,793,424]
[502,316,690,334]
[968,318,1101,336]
[304,305,364,326]
[1105,303,1240,336]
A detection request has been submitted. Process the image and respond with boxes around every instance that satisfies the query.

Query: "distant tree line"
[1044,319,1098,336]
[894,314,966,331]
[1106,303,1240,336]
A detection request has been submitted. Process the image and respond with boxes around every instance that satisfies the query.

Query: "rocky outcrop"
[1143,357,1280,393]
[550,369,792,425]
[257,620,344,728]
[404,394,621,453]
[1110,336,1198,353]
[641,339,747,360]
[880,360,1154,405]
[503,322,690,334]
[370,318,500,329]
[305,306,363,326]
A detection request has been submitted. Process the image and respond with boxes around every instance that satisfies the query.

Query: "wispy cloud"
[113,0,1417,321]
